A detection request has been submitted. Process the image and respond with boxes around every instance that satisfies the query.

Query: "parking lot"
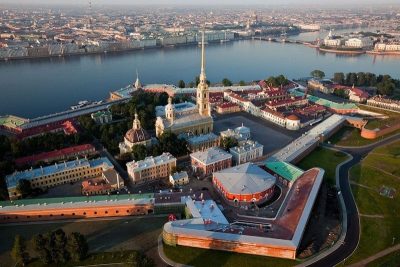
[213,112,297,155]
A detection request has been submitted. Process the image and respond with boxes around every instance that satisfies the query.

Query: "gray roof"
[214,163,276,195]
[190,147,232,165]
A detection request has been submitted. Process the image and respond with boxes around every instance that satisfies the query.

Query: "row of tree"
[177,77,246,88]
[12,229,88,265]
[120,131,189,163]
[332,72,399,96]
[264,75,290,87]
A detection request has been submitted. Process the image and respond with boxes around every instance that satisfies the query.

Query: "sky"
[2,0,400,5]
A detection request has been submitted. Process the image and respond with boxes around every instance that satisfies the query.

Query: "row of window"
[1,208,150,220]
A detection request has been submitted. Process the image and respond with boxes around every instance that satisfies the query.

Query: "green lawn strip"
[328,127,374,147]
[363,155,400,177]
[372,141,400,156]
[366,250,400,267]
[297,147,349,186]
[343,142,400,265]
[163,244,296,267]
[27,250,144,267]
[328,126,400,147]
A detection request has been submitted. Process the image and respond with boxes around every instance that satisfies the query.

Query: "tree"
[377,80,395,96]
[11,235,29,266]
[333,72,345,84]
[239,80,246,86]
[265,75,289,87]
[346,72,358,86]
[222,78,233,86]
[310,70,325,79]
[177,80,186,88]
[221,137,238,151]
[357,72,366,86]
[131,145,147,161]
[16,179,32,197]
[157,131,188,157]
[67,232,89,262]
[32,234,51,264]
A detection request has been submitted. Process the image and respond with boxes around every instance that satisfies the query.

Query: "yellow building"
[6,157,114,199]
[155,30,213,137]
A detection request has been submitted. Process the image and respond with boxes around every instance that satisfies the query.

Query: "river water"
[0,28,399,118]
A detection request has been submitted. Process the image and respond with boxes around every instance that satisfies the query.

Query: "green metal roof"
[290,90,358,110]
[0,193,154,207]
[265,161,304,182]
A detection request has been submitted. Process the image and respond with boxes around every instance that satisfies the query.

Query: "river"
[0,28,399,118]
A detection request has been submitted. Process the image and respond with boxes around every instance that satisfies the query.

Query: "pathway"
[359,214,385,219]
[347,244,400,267]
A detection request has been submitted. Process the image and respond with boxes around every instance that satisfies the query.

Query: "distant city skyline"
[2,0,400,6]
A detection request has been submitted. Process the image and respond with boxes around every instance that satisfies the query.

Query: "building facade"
[6,157,114,199]
[190,147,232,176]
[91,110,113,124]
[229,140,263,165]
[169,171,189,186]
[126,153,177,184]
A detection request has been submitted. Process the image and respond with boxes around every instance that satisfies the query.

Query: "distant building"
[6,157,114,199]
[229,140,263,165]
[91,110,112,124]
[169,171,189,186]
[190,147,232,176]
[345,37,373,48]
[374,42,400,52]
[367,96,400,112]
[119,112,151,154]
[323,30,343,47]
[126,152,177,185]
[308,79,334,94]
[213,162,276,204]
[216,102,241,114]
[348,86,369,103]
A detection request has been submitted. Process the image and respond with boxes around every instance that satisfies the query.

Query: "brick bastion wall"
[361,122,400,139]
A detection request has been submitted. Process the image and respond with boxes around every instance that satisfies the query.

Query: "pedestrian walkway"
[347,244,400,267]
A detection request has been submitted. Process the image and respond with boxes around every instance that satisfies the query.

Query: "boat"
[70,100,91,110]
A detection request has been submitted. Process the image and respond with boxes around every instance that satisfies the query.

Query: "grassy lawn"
[297,146,349,186]
[358,105,400,131]
[328,127,375,147]
[328,126,400,147]
[163,244,297,267]
[0,216,167,267]
[366,250,400,267]
[342,141,400,265]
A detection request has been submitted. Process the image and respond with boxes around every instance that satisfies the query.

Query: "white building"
[220,124,251,144]
[126,153,177,184]
[169,171,189,186]
[345,37,373,48]
[229,140,263,165]
[374,42,400,51]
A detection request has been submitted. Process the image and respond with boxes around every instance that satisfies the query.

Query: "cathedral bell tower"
[165,96,175,123]
[197,30,211,117]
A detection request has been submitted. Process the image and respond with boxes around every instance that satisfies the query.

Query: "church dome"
[287,114,300,121]
[125,128,150,144]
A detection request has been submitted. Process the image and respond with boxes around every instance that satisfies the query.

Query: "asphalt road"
[308,134,400,267]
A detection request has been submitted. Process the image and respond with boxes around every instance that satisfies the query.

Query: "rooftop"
[0,193,154,212]
[0,115,28,129]
[214,163,276,195]
[6,157,113,189]
[230,140,263,154]
[15,144,95,166]
[187,132,219,145]
[265,161,304,182]
[190,147,232,165]
[127,152,176,171]
[170,171,188,181]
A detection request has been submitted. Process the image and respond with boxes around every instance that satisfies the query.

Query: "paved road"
[308,134,400,267]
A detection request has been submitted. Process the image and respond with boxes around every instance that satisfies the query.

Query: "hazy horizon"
[2,0,400,6]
